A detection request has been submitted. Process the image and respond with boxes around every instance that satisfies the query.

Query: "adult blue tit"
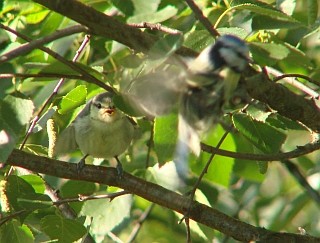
[175,35,250,174]
[54,92,135,175]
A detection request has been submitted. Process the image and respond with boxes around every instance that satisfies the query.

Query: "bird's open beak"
[104,108,115,115]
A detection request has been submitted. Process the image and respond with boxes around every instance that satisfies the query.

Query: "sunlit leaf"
[0,220,34,243]
[80,194,132,235]
[58,85,87,115]
[232,113,286,153]
[153,113,178,165]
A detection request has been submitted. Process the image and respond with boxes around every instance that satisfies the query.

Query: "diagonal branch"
[0,24,87,63]
[5,149,320,242]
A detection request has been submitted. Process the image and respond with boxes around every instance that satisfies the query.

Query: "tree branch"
[5,149,320,242]
[0,24,87,63]
[201,140,320,161]
[245,73,320,132]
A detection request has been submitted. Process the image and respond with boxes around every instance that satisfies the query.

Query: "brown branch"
[0,73,83,80]
[31,0,197,58]
[0,24,113,92]
[53,191,130,206]
[191,131,229,199]
[5,149,320,242]
[0,24,87,63]
[128,22,182,35]
[244,73,320,132]
[185,0,220,37]
[201,140,320,161]
[272,73,320,87]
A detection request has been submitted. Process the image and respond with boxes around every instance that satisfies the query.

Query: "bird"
[54,92,135,176]
[122,34,250,177]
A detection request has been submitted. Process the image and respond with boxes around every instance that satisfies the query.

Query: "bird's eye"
[95,103,102,109]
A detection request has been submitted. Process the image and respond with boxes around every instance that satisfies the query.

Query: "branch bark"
[6,149,320,242]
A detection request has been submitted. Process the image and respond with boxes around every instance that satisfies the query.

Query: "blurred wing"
[53,125,78,156]
[123,70,185,117]
[174,114,200,180]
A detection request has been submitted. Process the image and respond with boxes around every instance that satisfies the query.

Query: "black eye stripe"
[94,102,102,109]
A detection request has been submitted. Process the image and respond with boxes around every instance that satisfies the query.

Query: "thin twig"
[282,159,320,206]
[127,203,155,243]
[185,217,191,243]
[53,191,131,206]
[0,24,113,92]
[191,131,229,199]
[201,140,320,161]
[128,22,182,35]
[273,73,320,87]
[185,0,220,37]
[266,67,319,99]
[0,73,83,80]
[0,24,88,63]
[0,210,28,226]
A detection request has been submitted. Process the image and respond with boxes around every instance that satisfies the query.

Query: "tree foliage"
[1,0,320,242]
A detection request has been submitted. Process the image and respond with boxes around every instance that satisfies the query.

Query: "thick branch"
[245,74,320,132]
[6,150,319,242]
[31,0,196,57]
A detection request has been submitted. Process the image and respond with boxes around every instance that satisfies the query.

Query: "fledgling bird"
[54,92,135,175]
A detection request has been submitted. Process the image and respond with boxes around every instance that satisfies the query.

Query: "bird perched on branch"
[54,92,135,176]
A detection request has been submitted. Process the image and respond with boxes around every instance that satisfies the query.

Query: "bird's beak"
[104,108,116,116]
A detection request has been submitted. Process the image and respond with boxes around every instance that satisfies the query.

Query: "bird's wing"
[53,124,78,156]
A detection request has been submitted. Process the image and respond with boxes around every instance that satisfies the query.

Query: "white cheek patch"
[219,47,247,72]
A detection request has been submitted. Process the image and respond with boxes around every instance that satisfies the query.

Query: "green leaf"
[266,114,306,131]
[232,133,265,182]
[80,194,132,235]
[197,125,235,187]
[21,174,45,193]
[252,15,302,30]
[17,193,52,210]
[111,0,134,16]
[41,215,87,243]
[38,62,79,75]
[0,220,34,243]
[0,94,34,161]
[5,175,36,211]
[132,0,160,15]
[26,10,50,24]
[60,180,97,213]
[250,42,290,66]
[184,30,214,51]
[154,113,178,165]
[231,3,300,23]
[58,85,87,115]
[128,5,178,23]
[232,113,286,153]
